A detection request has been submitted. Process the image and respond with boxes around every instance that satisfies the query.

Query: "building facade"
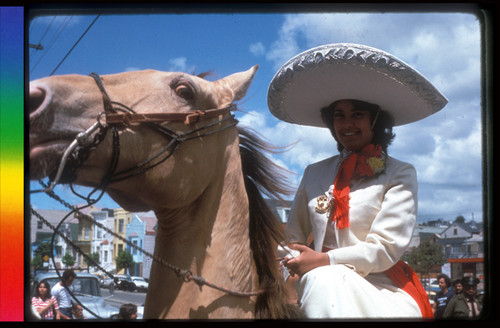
[30,209,76,271]
[437,220,484,288]
[126,214,146,276]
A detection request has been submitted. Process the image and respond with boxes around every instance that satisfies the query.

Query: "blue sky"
[29,10,483,223]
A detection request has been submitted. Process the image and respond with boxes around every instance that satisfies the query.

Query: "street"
[102,288,146,308]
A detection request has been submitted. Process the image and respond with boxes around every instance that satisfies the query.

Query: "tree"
[116,250,134,274]
[84,252,100,269]
[31,254,44,270]
[403,238,447,288]
[62,252,76,267]
[34,241,51,260]
[454,215,465,223]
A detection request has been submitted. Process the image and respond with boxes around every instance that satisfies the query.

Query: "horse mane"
[237,127,303,319]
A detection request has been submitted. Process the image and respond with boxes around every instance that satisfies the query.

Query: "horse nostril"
[29,86,46,114]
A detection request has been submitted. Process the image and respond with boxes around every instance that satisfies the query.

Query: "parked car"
[131,276,148,292]
[31,271,119,319]
[98,273,116,291]
[429,279,441,293]
[114,274,136,292]
[426,290,436,306]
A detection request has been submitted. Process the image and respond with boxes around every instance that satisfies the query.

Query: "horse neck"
[147,132,257,318]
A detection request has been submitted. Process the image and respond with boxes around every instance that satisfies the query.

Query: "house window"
[453,228,458,235]
[133,240,138,255]
[104,250,108,262]
[37,220,43,229]
[119,219,124,233]
[84,227,90,239]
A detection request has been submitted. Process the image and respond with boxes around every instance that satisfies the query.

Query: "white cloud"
[125,67,141,72]
[414,119,482,186]
[167,56,195,73]
[249,42,266,56]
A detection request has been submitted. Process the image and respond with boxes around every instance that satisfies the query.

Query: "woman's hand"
[281,243,329,277]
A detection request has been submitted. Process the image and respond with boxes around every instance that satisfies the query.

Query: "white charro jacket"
[284,152,418,277]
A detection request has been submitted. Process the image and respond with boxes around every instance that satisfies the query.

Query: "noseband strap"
[89,72,235,126]
[105,107,235,126]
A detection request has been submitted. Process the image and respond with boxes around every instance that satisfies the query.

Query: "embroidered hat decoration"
[267,43,448,127]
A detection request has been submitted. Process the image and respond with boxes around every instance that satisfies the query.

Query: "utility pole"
[29,43,43,50]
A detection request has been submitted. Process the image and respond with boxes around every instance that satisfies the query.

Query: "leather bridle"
[34,72,238,194]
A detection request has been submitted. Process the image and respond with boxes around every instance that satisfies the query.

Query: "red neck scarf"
[331,144,384,229]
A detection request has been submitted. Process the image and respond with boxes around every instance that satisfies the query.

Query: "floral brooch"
[355,149,386,177]
[315,185,334,214]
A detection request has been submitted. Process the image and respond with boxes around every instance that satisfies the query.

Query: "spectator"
[51,269,76,319]
[72,304,86,319]
[433,274,454,319]
[117,303,138,320]
[32,281,60,320]
[443,276,483,319]
[452,279,463,295]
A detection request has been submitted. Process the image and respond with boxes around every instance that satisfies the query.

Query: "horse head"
[29,66,258,212]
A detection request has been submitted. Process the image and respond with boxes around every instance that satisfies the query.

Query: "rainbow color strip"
[0,6,24,321]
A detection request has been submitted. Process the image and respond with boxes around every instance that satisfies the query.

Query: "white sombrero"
[267,43,448,127]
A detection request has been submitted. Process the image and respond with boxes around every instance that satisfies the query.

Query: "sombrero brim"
[267,43,448,127]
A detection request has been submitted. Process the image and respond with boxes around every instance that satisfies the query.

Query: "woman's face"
[332,100,374,151]
[38,283,48,296]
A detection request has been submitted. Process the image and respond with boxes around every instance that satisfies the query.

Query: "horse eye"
[174,83,195,101]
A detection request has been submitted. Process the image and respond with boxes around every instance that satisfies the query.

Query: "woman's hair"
[117,303,137,319]
[320,99,395,153]
[34,281,51,300]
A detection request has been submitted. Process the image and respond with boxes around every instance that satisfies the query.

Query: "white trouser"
[295,264,422,319]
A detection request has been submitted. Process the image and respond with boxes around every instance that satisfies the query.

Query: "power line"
[30,16,73,75]
[29,16,54,58]
[50,15,101,76]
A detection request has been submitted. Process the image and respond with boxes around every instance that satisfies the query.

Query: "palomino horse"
[29,66,301,319]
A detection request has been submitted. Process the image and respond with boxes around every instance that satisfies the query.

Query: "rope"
[36,177,263,298]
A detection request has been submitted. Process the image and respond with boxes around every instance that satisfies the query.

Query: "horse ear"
[215,65,258,104]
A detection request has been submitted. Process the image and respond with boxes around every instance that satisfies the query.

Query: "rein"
[31,72,264,308]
